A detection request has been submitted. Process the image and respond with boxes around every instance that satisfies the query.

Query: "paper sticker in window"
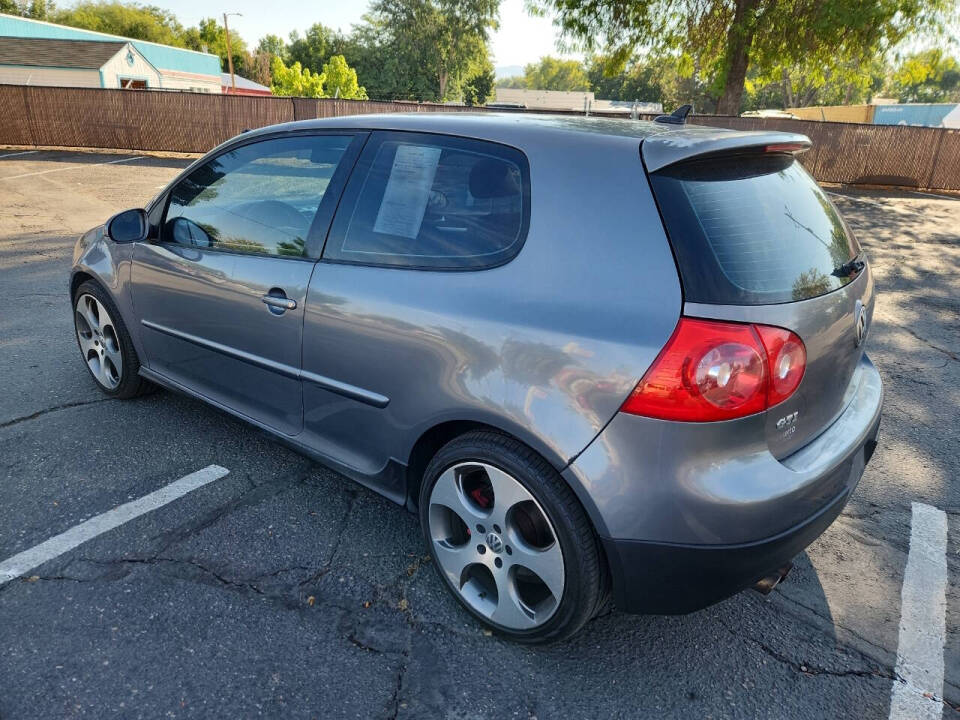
[373,144,442,239]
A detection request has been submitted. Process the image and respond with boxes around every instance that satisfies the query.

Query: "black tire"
[72,280,153,399]
[419,430,608,643]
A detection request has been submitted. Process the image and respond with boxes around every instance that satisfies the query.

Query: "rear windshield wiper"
[832,257,865,278]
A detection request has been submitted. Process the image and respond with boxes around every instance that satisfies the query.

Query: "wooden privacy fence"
[688,114,960,193]
[0,85,477,155]
[2,84,959,191]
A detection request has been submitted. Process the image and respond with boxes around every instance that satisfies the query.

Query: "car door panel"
[130,132,365,436]
[133,243,313,435]
[300,131,579,478]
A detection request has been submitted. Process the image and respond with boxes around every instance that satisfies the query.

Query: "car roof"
[241,112,812,172]
[251,112,673,140]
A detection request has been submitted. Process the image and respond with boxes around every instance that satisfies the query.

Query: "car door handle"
[261,295,297,311]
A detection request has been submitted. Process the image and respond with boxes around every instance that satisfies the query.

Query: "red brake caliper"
[470,487,492,509]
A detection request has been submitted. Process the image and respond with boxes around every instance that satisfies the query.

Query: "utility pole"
[223,12,242,93]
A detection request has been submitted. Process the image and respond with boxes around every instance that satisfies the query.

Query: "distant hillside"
[495,65,524,79]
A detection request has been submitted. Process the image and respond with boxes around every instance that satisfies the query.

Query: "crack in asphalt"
[293,484,361,595]
[150,473,307,556]
[380,556,421,720]
[765,591,960,709]
[0,397,115,430]
[772,591,899,662]
[48,556,268,595]
[896,324,959,362]
[717,616,899,682]
[840,503,885,521]
[385,655,409,720]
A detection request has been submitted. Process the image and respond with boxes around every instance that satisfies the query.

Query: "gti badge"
[854,300,868,347]
[776,411,799,430]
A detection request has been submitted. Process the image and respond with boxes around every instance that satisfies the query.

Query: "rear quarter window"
[649,153,861,305]
[324,131,530,270]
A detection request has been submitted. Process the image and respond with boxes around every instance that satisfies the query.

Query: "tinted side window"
[164,135,354,259]
[325,132,529,269]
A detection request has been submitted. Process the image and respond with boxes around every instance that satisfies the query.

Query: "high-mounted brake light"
[765,143,807,154]
[620,318,806,422]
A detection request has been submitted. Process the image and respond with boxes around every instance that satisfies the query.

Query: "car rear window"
[324,131,529,270]
[649,153,861,305]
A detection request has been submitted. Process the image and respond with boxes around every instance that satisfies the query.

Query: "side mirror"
[106,208,148,243]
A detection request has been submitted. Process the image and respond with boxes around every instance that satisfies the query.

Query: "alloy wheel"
[427,461,565,631]
[74,293,123,390]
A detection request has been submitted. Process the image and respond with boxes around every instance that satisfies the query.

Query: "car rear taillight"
[754,325,806,406]
[621,318,806,422]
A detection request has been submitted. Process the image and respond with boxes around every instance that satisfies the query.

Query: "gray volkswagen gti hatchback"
[71,113,882,643]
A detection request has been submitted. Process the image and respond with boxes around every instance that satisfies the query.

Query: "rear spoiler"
[641,129,811,172]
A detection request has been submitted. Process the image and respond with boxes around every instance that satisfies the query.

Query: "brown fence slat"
[0,86,34,146]
[1,85,958,190]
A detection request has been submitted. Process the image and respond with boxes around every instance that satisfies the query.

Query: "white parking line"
[888,502,948,720]
[0,155,144,182]
[0,150,38,159]
[0,465,229,585]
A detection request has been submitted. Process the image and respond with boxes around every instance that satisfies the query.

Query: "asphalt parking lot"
[1,147,959,719]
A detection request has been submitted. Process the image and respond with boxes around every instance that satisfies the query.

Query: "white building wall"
[99,44,161,88]
[0,65,100,87]
[494,88,595,111]
[157,69,221,93]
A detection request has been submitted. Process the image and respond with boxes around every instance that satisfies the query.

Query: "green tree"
[741,55,887,109]
[257,34,287,60]
[586,53,716,111]
[532,0,955,115]
[360,0,500,101]
[322,54,368,99]
[523,56,589,91]
[247,34,287,89]
[496,75,527,88]
[887,50,960,102]
[344,17,428,100]
[462,51,495,104]
[181,17,250,76]
[270,56,325,97]
[287,23,349,73]
[247,49,274,88]
[48,1,186,45]
[2,0,55,18]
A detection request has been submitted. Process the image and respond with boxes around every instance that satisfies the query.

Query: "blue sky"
[154,0,579,69]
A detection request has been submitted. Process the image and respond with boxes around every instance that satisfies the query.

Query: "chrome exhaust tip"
[752,562,793,595]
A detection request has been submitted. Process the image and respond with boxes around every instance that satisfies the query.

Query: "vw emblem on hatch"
[854,300,867,347]
[485,532,504,554]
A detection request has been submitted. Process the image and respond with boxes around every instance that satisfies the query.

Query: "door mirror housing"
[106,208,148,243]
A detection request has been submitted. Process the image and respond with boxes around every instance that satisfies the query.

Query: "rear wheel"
[73,280,152,399]
[419,431,606,643]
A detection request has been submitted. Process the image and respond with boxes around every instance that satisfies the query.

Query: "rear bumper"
[601,415,878,614]
[564,354,882,614]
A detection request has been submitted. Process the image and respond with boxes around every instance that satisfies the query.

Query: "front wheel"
[419,431,607,643]
[73,280,152,399]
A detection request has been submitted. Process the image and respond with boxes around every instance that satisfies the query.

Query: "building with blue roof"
[0,13,222,92]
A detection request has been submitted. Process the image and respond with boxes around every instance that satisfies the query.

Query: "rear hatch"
[642,130,873,457]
